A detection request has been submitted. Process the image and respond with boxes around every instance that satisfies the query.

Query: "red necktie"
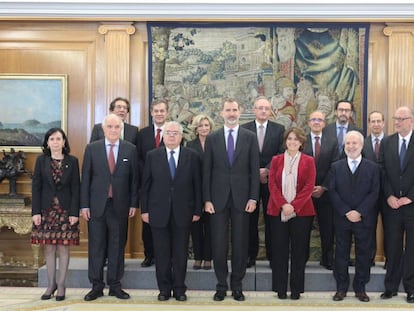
[108,144,115,197]
[155,128,161,148]
[374,138,380,160]
[314,136,321,163]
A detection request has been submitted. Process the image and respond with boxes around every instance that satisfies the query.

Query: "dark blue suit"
[329,158,380,293]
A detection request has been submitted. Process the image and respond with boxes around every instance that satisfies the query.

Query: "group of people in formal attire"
[30,95,414,304]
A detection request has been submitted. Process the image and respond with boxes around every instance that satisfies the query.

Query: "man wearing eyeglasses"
[242,96,285,268]
[379,106,414,303]
[323,100,364,158]
[141,121,202,302]
[303,110,339,270]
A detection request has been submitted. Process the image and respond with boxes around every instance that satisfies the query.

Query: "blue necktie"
[351,160,358,174]
[337,126,344,153]
[227,129,234,166]
[400,138,407,170]
[169,150,176,179]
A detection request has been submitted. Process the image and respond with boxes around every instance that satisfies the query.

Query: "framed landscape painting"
[0,74,67,152]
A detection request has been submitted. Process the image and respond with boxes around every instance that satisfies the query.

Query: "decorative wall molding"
[0,1,414,21]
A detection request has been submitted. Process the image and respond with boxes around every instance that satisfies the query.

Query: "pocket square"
[123,158,129,162]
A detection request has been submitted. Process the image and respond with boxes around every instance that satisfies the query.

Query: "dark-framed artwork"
[0,74,67,152]
[148,22,369,141]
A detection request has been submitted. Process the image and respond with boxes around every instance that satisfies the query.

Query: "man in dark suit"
[362,111,386,267]
[141,121,202,302]
[379,106,414,303]
[203,98,260,302]
[242,96,284,267]
[90,97,139,146]
[303,110,339,270]
[323,100,364,157]
[81,114,138,301]
[137,99,169,267]
[329,131,380,303]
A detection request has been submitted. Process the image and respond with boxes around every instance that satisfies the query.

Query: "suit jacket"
[32,154,80,217]
[323,122,364,157]
[80,139,138,218]
[203,126,260,211]
[90,122,139,146]
[362,134,385,163]
[141,146,202,228]
[137,125,165,179]
[241,120,284,168]
[186,138,203,157]
[329,158,380,226]
[267,153,316,217]
[380,131,414,202]
[303,133,339,188]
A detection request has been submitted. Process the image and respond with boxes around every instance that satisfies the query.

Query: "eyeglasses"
[165,131,181,137]
[255,106,271,111]
[392,116,412,122]
[114,105,128,110]
[308,118,325,123]
[337,108,352,113]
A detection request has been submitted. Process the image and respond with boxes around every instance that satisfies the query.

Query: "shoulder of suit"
[124,123,139,130]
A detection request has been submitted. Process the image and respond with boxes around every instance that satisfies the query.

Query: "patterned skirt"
[31,197,79,246]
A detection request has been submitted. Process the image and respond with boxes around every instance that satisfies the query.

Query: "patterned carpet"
[1,287,413,311]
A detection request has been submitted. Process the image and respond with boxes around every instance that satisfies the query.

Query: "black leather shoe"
[174,293,187,301]
[141,256,154,267]
[290,292,300,300]
[277,292,287,299]
[40,286,57,300]
[232,290,245,301]
[158,292,171,301]
[407,293,414,303]
[246,258,256,268]
[319,261,333,270]
[213,290,226,301]
[333,291,346,301]
[84,289,104,301]
[355,292,370,302]
[380,291,397,299]
[109,289,130,299]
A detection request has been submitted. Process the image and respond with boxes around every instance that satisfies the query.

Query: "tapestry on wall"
[148,22,369,141]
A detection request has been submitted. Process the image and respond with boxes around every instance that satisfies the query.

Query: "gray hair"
[164,121,183,134]
[344,130,364,145]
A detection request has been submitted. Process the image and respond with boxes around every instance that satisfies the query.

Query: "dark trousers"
[333,216,372,293]
[313,193,334,266]
[191,212,212,261]
[248,182,271,260]
[142,222,154,258]
[383,204,414,293]
[152,217,190,295]
[87,199,128,291]
[210,196,249,292]
[269,214,313,295]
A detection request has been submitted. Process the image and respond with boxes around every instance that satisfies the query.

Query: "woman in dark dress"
[187,114,214,270]
[31,128,80,301]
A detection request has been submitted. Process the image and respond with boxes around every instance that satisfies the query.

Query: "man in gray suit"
[81,114,138,301]
[203,98,260,302]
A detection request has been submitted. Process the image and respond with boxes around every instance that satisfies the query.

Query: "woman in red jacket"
[267,127,316,300]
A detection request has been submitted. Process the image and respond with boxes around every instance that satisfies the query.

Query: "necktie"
[227,129,234,166]
[108,144,115,197]
[258,125,265,152]
[169,150,176,179]
[374,137,380,160]
[337,126,344,153]
[400,138,407,170]
[314,136,321,162]
[155,128,161,148]
[351,160,358,174]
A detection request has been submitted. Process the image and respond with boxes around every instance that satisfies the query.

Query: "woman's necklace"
[287,152,299,175]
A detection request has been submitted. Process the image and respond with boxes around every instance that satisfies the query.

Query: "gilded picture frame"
[0,74,67,152]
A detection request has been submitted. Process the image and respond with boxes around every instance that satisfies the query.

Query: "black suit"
[380,131,414,294]
[241,120,284,261]
[80,139,138,292]
[142,146,202,295]
[137,125,165,259]
[187,138,212,262]
[303,133,339,267]
[203,126,260,292]
[90,122,139,146]
[32,154,80,217]
[329,158,380,293]
[323,122,364,157]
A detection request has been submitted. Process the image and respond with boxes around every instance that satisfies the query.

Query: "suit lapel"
[44,156,54,187]
[233,128,245,164]
[402,132,414,171]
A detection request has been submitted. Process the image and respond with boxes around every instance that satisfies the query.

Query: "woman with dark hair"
[267,127,316,300]
[31,128,80,301]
